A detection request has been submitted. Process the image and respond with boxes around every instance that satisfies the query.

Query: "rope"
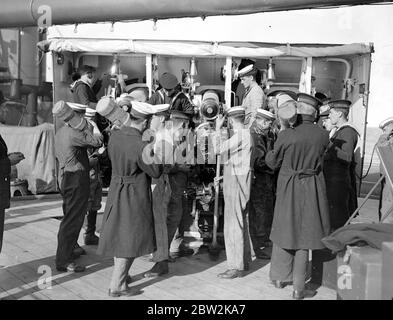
[356,142,377,180]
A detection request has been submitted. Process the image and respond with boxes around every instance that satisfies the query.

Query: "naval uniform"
[266,115,330,290]
[324,124,359,230]
[97,126,162,258]
[55,125,102,267]
[217,128,252,271]
[0,135,11,253]
[249,123,276,253]
[148,89,194,117]
[148,90,193,256]
[241,82,265,127]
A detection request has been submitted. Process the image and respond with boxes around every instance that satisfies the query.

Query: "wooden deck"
[0,196,378,300]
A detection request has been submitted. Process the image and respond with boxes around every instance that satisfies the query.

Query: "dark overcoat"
[324,124,359,230]
[0,135,10,209]
[97,126,162,258]
[266,116,331,250]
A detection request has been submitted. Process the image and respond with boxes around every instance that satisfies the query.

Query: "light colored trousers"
[223,171,252,270]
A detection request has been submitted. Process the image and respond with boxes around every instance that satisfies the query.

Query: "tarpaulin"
[0,123,57,194]
[40,38,373,58]
[322,223,393,252]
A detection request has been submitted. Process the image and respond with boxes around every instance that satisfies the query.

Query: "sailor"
[148,76,195,259]
[83,107,103,245]
[266,93,330,299]
[164,110,195,259]
[266,89,298,115]
[249,109,276,259]
[142,103,175,278]
[71,64,112,185]
[96,98,162,297]
[53,101,103,272]
[0,135,24,254]
[238,64,265,128]
[267,91,297,135]
[324,100,359,231]
[213,106,252,279]
[231,58,262,107]
[377,117,393,223]
[319,108,337,138]
[71,65,101,110]
[148,72,195,117]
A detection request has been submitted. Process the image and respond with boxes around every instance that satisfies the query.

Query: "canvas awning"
[39,38,373,58]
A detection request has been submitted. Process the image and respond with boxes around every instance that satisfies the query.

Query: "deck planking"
[0,197,341,300]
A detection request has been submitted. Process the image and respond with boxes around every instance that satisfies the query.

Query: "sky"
[49,3,393,127]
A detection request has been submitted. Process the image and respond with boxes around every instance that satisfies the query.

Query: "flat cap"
[52,100,87,131]
[237,64,257,78]
[169,110,190,121]
[227,106,246,118]
[66,102,87,112]
[379,116,393,129]
[96,96,130,126]
[267,88,298,101]
[297,93,321,110]
[78,65,96,74]
[328,100,352,111]
[153,104,170,115]
[256,109,275,120]
[159,73,179,90]
[130,101,155,119]
[116,95,134,108]
[277,93,295,108]
[277,100,297,126]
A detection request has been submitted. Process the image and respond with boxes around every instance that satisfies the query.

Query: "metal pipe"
[17,28,22,79]
[0,0,390,28]
[345,174,384,225]
[358,52,373,196]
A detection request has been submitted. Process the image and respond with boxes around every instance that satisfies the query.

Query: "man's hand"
[8,152,25,166]
[213,176,223,189]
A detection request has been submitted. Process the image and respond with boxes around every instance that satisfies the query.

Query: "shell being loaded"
[96,96,131,126]
[52,100,87,131]
[201,90,220,120]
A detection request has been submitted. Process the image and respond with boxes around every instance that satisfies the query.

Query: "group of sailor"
[49,61,393,299]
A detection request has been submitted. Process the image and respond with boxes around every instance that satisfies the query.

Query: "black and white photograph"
[0,0,393,308]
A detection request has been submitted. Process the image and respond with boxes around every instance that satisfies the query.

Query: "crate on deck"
[337,245,382,300]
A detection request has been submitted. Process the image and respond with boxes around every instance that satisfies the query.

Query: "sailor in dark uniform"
[323,100,359,231]
[148,72,194,117]
[249,109,276,259]
[266,93,330,299]
[0,137,24,254]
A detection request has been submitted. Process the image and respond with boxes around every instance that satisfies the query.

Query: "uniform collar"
[336,122,360,136]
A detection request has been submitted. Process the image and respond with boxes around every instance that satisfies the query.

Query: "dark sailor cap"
[328,100,352,111]
[297,93,321,110]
